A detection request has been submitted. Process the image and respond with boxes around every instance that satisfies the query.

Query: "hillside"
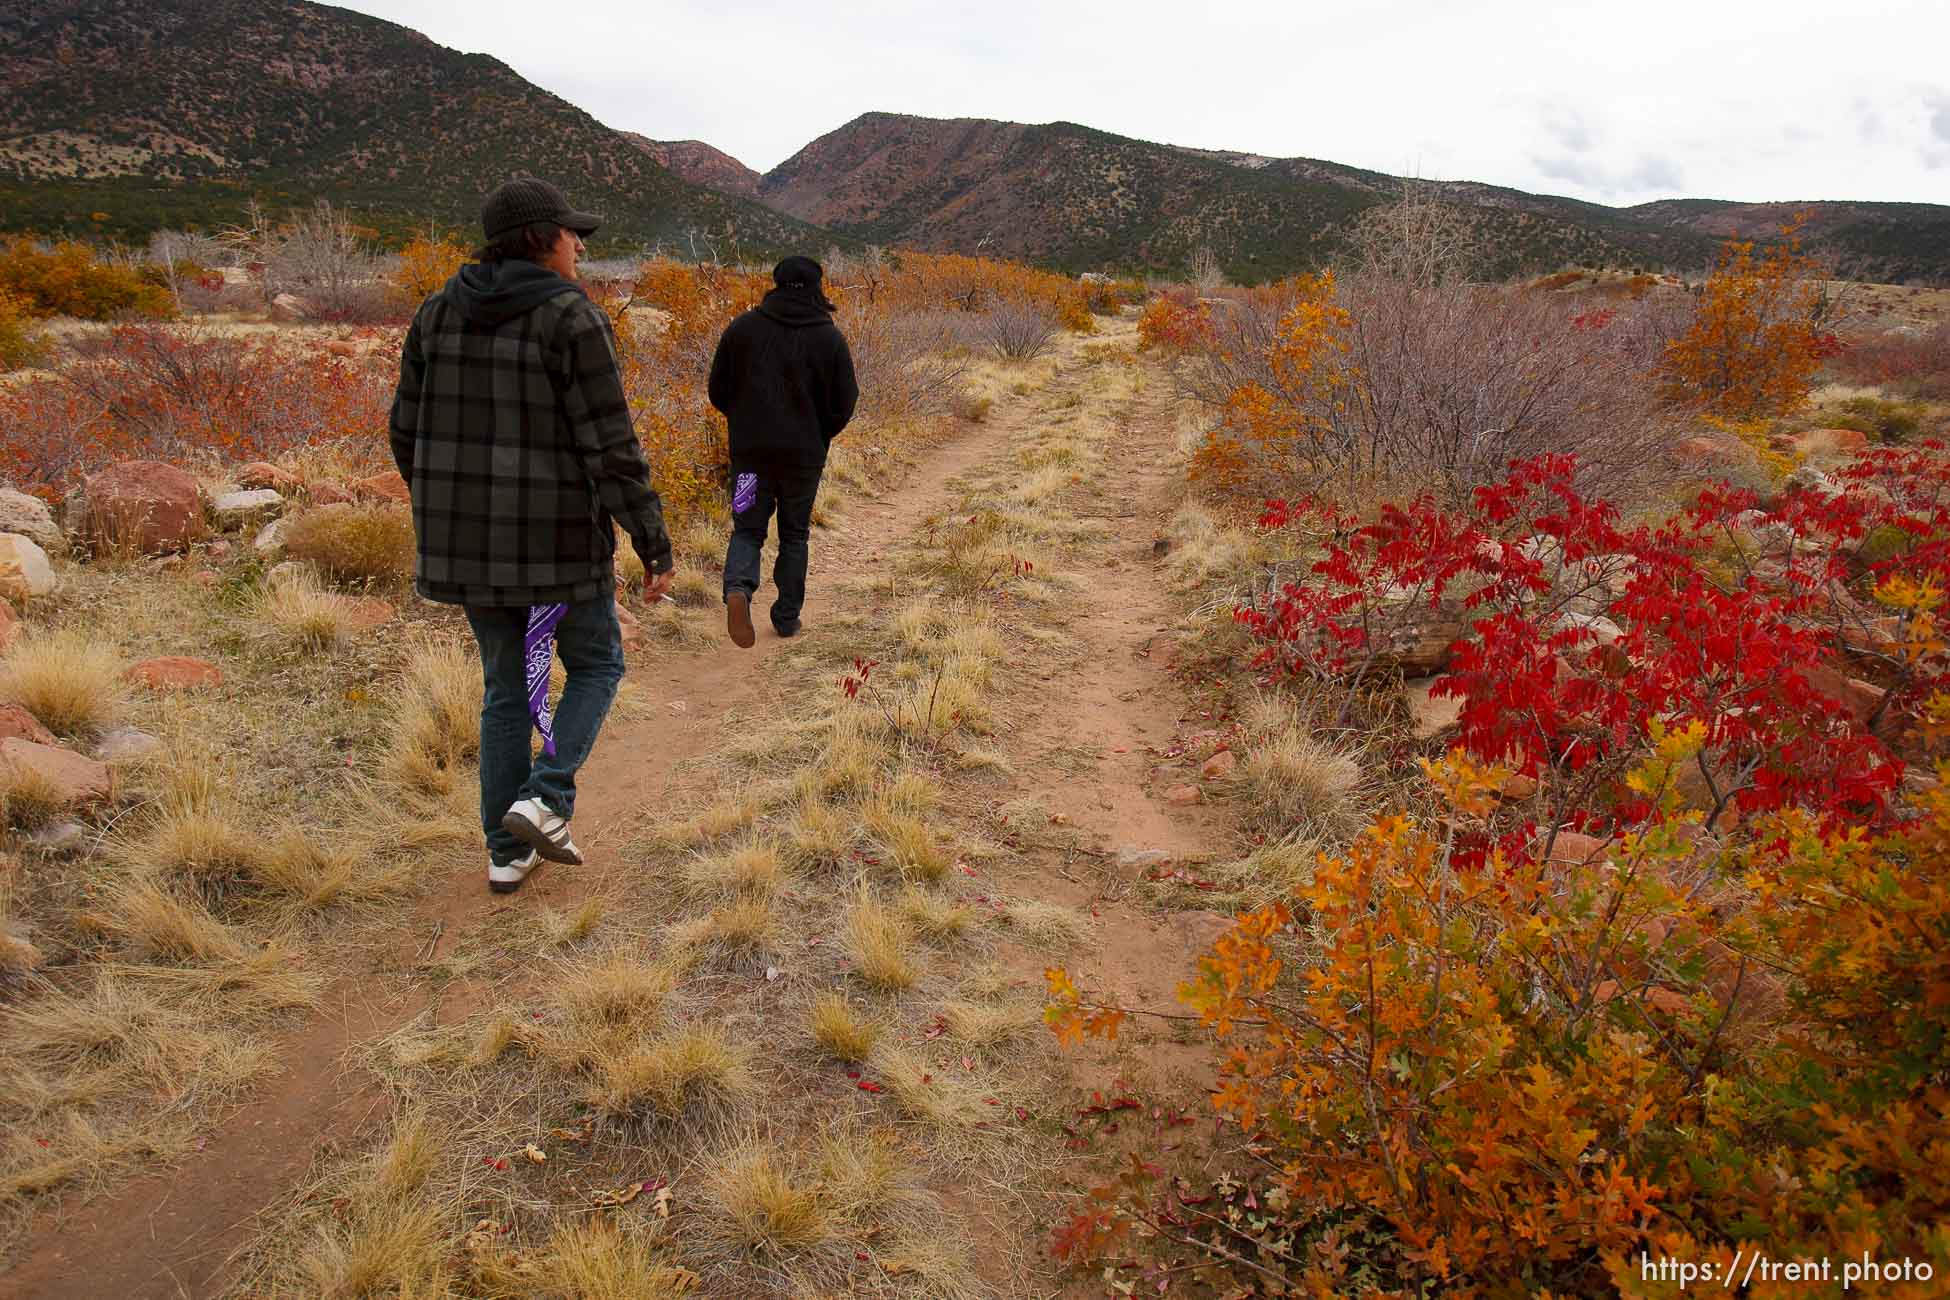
[621,134,762,201]
[0,0,838,257]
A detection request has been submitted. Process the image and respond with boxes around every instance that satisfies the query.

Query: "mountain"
[621,135,761,201]
[746,112,1950,283]
[0,0,837,258]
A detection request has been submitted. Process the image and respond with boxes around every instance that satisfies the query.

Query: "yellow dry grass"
[808,992,880,1062]
[381,638,481,798]
[861,797,951,883]
[0,629,125,736]
[0,757,66,830]
[681,838,787,900]
[1233,728,1364,839]
[584,1025,755,1123]
[707,1145,833,1257]
[262,570,358,651]
[845,889,916,991]
[107,879,248,962]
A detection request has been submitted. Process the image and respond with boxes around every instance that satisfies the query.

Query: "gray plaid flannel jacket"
[389,282,673,607]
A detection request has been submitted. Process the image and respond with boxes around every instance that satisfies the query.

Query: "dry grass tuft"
[786,795,852,869]
[816,1124,924,1224]
[942,1000,1037,1055]
[797,714,886,801]
[262,571,357,651]
[128,801,261,882]
[282,502,416,588]
[862,798,950,883]
[585,1025,755,1124]
[808,992,879,1062]
[1000,898,1089,947]
[0,758,67,830]
[655,791,765,848]
[845,889,917,991]
[0,630,124,737]
[538,897,605,947]
[681,838,786,900]
[897,886,972,940]
[1233,729,1364,840]
[381,638,481,798]
[522,1221,696,1300]
[871,1042,989,1129]
[108,879,248,962]
[708,1145,834,1257]
[551,951,677,1036]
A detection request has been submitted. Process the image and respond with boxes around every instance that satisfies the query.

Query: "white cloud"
[337,0,1950,205]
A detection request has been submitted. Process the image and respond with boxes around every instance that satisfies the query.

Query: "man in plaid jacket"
[390,176,674,894]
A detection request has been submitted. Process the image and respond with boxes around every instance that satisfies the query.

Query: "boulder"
[1791,427,1871,457]
[1808,666,1888,727]
[1163,784,1203,807]
[1539,830,1608,866]
[80,460,204,554]
[305,481,354,506]
[212,488,284,526]
[0,596,17,652]
[1784,464,1842,499]
[1555,610,1624,646]
[324,339,358,358]
[125,656,223,691]
[270,292,308,319]
[0,703,56,746]
[27,820,89,853]
[342,597,396,632]
[351,473,411,505]
[92,726,160,763]
[1404,677,1463,741]
[0,738,113,808]
[1200,749,1237,780]
[0,489,63,552]
[254,518,290,556]
[0,534,57,603]
[238,462,303,493]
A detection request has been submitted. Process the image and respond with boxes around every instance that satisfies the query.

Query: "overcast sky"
[339,0,1950,207]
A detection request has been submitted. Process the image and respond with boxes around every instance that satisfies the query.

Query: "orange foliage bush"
[389,233,470,308]
[0,289,47,371]
[0,236,175,321]
[1661,219,1842,420]
[867,251,1094,331]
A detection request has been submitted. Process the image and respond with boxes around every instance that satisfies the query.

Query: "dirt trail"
[0,427,1001,1300]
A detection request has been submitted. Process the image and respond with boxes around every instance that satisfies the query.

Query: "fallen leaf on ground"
[521,1143,546,1164]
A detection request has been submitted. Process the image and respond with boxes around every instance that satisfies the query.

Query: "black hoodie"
[707,286,859,474]
[443,258,585,327]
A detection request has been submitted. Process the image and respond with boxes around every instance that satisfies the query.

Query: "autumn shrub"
[1829,323,1950,401]
[871,251,1092,330]
[0,236,175,320]
[1824,393,1931,443]
[1080,275,1147,314]
[388,233,470,308]
[282,503,416,588]
[0,322,394,498]
[1659,218,1844,419]
[1175,271,1670,508]
[1049,448,1950,1295]
[0,290,46,371]
[974,300,1059,360]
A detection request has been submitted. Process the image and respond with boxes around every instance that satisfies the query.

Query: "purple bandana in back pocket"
[524,603,568,756]
[732,472,758,515]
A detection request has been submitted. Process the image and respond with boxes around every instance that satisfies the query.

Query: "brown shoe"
[726,590,756,648]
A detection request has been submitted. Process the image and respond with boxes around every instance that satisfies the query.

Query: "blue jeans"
[463,598,624,864]
[723,467,822,629]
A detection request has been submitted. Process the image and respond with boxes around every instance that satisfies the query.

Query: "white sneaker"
[501,797,584,865]
[488,849,541,894]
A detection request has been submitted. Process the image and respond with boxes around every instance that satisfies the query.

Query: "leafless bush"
[974,300,1058,361]
[835,305,970,424]
[1344,181,1475,287]
[219,200,388,321]
[1188,245,1225,293]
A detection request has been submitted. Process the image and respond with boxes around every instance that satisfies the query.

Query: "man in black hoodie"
[390,176,675,894]
[707,255,858,647]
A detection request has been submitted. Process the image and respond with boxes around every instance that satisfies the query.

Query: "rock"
[1163,784,1203,807]
[0,738,113,808]
[1674,436,1745,468]
[1555,610,1624,646]
[1498,771,1539,801]
[0,489,63,551]
[1200,749,1237,780]
[271,292,308,319]
[27,819,89,853]
[125,656,223,691]
[92,726,160,763]
[305,481,354,506]
[80,460,205,554]
[1115,847,1173,870]
[0,703,56,746]
[342,597,396,632]
[212,488,284,525]
[266,560,310,588]
[1791,427,1871,457]
[206,539,232,560]
[1539,830,1608,866]
[0,596,18,652]
[324,339,358,358]
[0,534,57,603]
[238,462,303,492]
[1784,464,1842,499]
[351,473,411,505]
[1808,666,1887,727]
[1404,676,1463,741]
[1380,618,1468,677]
[254,518,290,556]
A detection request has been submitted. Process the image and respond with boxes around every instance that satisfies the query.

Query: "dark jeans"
[463,598,624,863]
[723,466,822,629]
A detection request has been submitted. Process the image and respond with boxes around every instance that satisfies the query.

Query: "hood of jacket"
[756,286,835,328]
[441,259,583,327]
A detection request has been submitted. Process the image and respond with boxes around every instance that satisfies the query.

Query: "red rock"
[1163,784,1203,806]
[1200,749,1237,780]
[351,473,411,505]
[306,482,354,506]
[1809,666,1887,726]
[324,340,358,358]
[1498,771,1539,801]
[0,596,17,652]
[0,738,112,807]
[1540,830,1608,865]
[1404,676,1463,740]
[238,462,303,492]
[81,461,205,554]
[342,597,396,632]
[1792,427,1870,456]
[0,703,56,745]
[125,656,223,691]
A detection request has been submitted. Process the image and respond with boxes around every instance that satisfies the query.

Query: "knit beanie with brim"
[773,255,836,311]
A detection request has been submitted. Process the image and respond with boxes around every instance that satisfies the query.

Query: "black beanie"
[773,255,836,311]
[482,177,600,241]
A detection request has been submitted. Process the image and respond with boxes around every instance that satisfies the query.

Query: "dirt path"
[0,426,1002,1300]
[3,324,1240,1300]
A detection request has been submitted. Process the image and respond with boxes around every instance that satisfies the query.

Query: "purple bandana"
[524,603,568,756]
[732,471,758,515]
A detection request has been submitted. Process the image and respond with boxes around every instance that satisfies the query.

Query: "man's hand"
[643,566,676,602]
